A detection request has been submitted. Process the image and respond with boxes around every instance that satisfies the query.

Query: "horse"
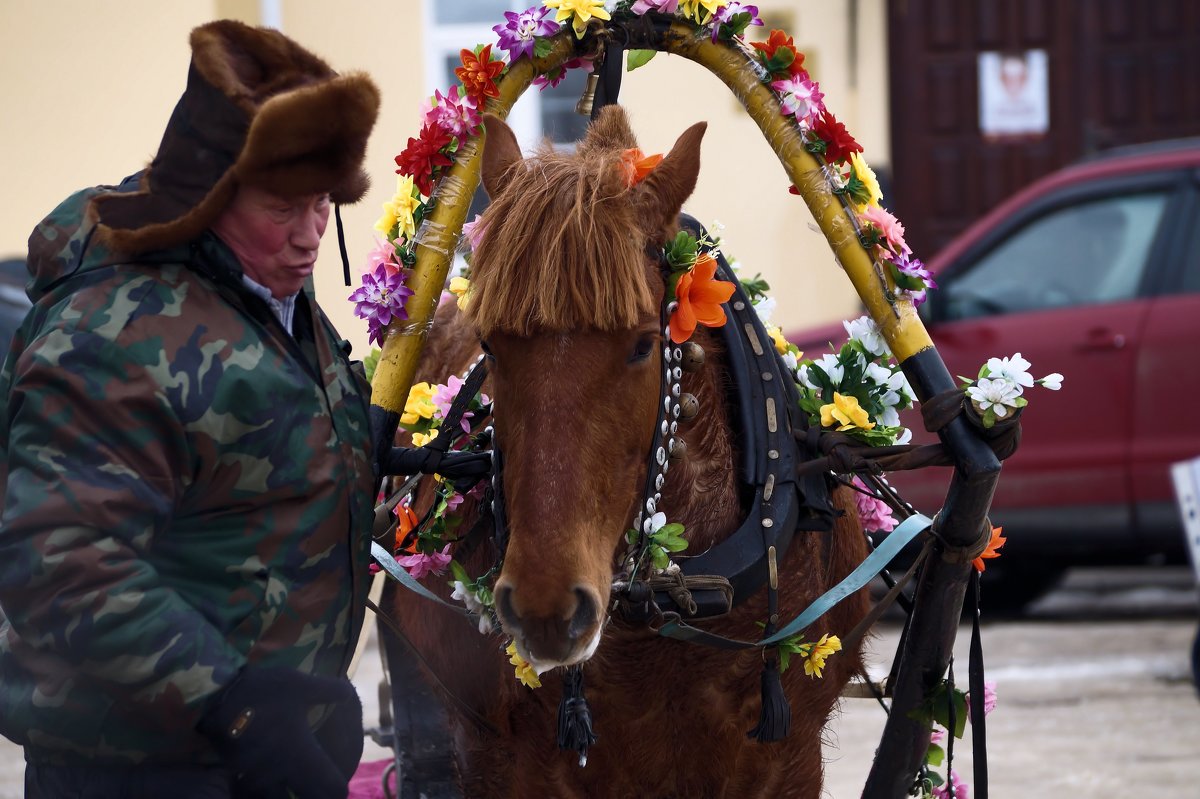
[380,106,870,798]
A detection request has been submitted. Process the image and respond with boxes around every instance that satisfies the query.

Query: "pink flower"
[851,477,897,533]
[933,769,969,799]
[364,238,402,277]
[632,0,678,13]
[425,85,482,140]
[967,680,997,723]
[433,375,475,433]
[771,74,825,129]
[397,544,452,580]
[533,56,593,89]
[445,491,464,512]
[461,214,488,251]
[860,205,911,256]
[930,728,946,747]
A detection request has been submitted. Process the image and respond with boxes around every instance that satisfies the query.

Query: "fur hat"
[90,19,380,255]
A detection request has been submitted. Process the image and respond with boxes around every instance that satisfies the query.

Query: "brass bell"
[575,72,600,116]
[680,342,706,372]
[668,437,687,462]
[678,392,699,421]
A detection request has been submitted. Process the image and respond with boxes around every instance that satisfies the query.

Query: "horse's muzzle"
[495,583,603,666]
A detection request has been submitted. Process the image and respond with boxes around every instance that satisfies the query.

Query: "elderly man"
[0,20,380,799]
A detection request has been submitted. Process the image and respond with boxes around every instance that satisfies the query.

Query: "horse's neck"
[659,329,741,552]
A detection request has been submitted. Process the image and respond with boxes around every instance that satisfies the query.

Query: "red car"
[789,138,1200,609]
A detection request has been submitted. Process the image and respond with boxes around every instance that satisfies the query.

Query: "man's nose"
[292,208,325,251]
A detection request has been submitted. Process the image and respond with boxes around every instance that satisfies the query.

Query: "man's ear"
[481,114,522,200]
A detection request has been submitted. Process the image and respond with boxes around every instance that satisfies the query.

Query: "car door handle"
[1075,327,1126,352]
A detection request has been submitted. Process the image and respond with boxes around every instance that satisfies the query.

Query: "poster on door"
[978,50,1050,138]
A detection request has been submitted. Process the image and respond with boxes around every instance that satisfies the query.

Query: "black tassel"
[747,656,791,742]
[557,665,598,767]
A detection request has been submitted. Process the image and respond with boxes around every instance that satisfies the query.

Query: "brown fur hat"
[90,19,380,255]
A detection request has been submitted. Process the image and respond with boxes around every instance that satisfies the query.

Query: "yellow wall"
[0,1,887,351]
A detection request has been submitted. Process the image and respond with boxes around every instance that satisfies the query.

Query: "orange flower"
[751,29,807,77]
[972,525,1006,572]
[669,253,736,344]
[394,503,420,555]
[619,147,663,187]
[455,45,505,102]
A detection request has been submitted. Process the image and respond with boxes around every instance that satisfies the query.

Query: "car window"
[940,191,1169,320]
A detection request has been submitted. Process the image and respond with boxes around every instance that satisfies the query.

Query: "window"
[941,191,1169,320]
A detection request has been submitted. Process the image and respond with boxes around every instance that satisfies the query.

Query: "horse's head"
[466,107,706,670]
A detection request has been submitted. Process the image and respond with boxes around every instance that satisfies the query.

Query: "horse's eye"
[629,334,656,363]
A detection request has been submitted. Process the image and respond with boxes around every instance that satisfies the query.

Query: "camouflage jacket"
[0,183,377,764]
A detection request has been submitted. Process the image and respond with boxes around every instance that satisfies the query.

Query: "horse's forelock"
[466,146,658,338]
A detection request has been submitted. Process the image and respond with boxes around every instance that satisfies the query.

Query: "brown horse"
[382,106,870,798]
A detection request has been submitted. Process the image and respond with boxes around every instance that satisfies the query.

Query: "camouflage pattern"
[0,184,377,764]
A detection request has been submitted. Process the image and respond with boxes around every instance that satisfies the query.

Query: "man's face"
[212,185,331,299]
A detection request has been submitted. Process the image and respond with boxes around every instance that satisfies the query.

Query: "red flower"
[455,44,505,103]
[395,123,454,196]
[811,110,863,165]
[751,29,807,78]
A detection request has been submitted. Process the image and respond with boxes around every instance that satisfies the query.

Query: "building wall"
[0,1,887,352]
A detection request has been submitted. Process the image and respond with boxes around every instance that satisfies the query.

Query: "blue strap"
[371,541,472,618]
[657,512,932,647]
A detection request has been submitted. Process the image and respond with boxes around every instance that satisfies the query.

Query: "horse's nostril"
[567,587,598,640]
[495,584,520,633]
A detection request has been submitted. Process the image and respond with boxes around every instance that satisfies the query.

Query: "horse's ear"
[634,120,707,233]
[578,106,639,154]
[481,113,522,199]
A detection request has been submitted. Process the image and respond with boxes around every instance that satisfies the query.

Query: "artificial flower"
[669,252,736,344]
[751,29,805,77]
[679,0,721,24]
[767,325,789,355]
[932,769,968,799]
[967,679,997,722]
[930,728,946,747]
[709,2,763,43]
[619,147,664,187]
[889,252,936,307]
[507,641,543,688]
[455,44,505,102]
[432,374,477,433]
[847,151,883,209]
[985,353,1034,388]
[394,502,420,554]
[966,378,1021,419]
[451,580,487,614]
[843,314,890,358]
[810,109,862,164]
[803,633,841,678]
[349,263,415,346]
[859,205,911,256]
[449,275,472,310]
[375,174,420,242]
[1038,372,1063,390]
[397,544,453,580]
[971,525,1006,573]
[820,392,875,431]
[799,352,845,390]
[461,214,488,251]
[411,430,436,447]
[533,55,593,89]
[426,85,482,140]
[632,0,679,14]
[771,73,825,130]
[395,122,454,196]
[364,237,403,277]
[401,381,437,425]
[493,6,560,60]
[754,296,777,324]
[543,0,611,38]
[851,476,897,533]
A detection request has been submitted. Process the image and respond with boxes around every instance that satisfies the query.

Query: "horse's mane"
[466,138,656,337]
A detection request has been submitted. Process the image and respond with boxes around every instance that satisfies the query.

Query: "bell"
[668,437,687,462]
[680,342,706,372]
[678,393,700,421]
[575,72,600,116]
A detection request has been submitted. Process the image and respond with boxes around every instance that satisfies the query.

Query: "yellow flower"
[819,392,875,431]
[411,429,436,447]
[679,0,721,23]
[803,634,842,678]
[448,276,471,311]
[848,152,883,210]
[767,325,790,356]
[543,0,610,38]
[375,174,419,241]
[400,381,437,425]
[506,642,542,688]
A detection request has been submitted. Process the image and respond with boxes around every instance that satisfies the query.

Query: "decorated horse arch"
[351,4,1061,798]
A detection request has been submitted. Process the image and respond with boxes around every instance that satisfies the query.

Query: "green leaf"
[651,547,669,571]
[625,527,639,546]
[449,560,471,585]
[778,647,792,673]
[657,522,685,537]
[739,273,771,302]
[926,743,945,767]
[762,47,794,75]
[533,37,554,59]
[664,230,699,270]
[363,348,381,384]
[626,49,657,71]
[925,684,969,739]
[662,534,688,553]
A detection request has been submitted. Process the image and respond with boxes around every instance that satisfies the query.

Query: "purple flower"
[424,85,481,140]
[349,263,414,346]
[891,252,937,308]
[771,73,825,129]
[632,0,679,14]
[710,3,763,43]
[851,477,897,533]
[533,56,593,89]
[493,6,560,61]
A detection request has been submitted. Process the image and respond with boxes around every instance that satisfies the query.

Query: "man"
[0,20,381,798]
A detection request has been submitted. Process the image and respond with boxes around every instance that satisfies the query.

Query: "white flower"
[753,296,776,325]
[1039,372,1063,391]
[802,353,844,389]
[843,315,891,358]
[967,378,1022,418]
[878,406,900,428]
[985,353,1034,388]
[451,580,485,615]
[780,350,798,373]
[894,427,913,445]
[477,614,494,635]
[649,511,667,533]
